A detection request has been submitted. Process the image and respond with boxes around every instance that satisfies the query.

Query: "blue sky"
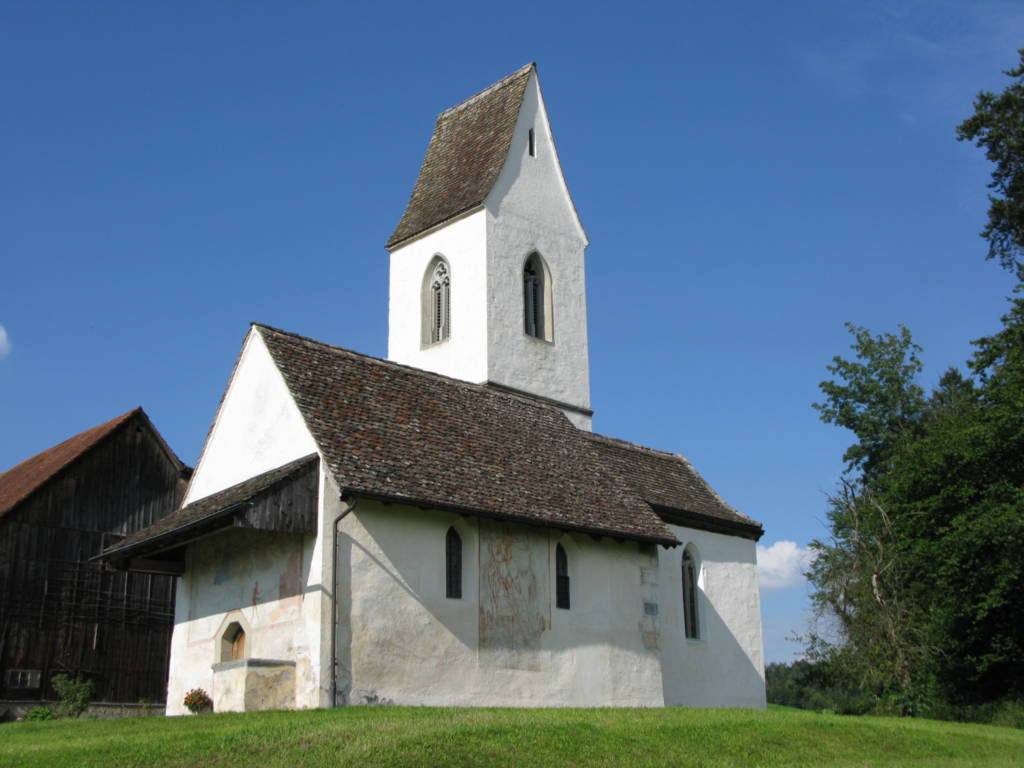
[2,1,1022,664]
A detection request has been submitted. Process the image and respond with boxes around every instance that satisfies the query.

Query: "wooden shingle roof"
[584,433,763,541]
[102,454,318,561]
[386,63,534,249]
[257,324,678,545]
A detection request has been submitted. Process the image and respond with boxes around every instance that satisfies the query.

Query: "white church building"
[102,64,766,713]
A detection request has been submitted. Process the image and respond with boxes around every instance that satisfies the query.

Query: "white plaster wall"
[657,526,766,708]
[317,470,348,708]
[185,328,318,504]
[485,72,592,426]
[167,462,339,715]
[165,528,316,715]
[336,501,663,707]
[386,210,489,384]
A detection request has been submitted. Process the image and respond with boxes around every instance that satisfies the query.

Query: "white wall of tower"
[485,72,592,429]
[386,209,490,383]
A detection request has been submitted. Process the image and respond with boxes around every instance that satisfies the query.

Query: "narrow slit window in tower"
[524,256,544,338]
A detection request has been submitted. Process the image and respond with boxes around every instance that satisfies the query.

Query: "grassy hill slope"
[3,706,1023,767]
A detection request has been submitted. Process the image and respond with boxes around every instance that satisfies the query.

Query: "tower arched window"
[422,256,451,345]
[555,543,570,609]
[682,548,700,640]
[446,527,462,599]
[523,252,552,341]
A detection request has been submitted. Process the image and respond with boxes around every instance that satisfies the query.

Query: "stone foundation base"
[211,658,296,713]
[0,700,166,721]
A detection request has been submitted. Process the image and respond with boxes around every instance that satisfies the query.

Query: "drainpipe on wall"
[330,495,357,708]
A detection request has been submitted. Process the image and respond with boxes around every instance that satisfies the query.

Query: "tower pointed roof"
[386,63,535,249]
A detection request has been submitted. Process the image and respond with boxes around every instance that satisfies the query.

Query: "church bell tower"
[385,64,592,430]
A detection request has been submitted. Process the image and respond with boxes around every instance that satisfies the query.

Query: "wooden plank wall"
[236,459,318,534]
[0,415,188,703]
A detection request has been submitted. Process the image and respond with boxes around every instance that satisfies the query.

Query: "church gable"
[185,327,318,504]
[485,67,586,243]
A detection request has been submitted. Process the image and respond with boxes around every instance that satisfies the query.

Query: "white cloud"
[757,540,816,591]
[0,325,10,358]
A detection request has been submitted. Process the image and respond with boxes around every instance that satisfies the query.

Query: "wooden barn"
[0,408,190,705]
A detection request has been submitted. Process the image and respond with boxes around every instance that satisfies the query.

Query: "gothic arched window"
[555,543,570,609]
[446,527,462,599]
[523,252,552,340]
[422,256,451,345]
[682,547,700,640]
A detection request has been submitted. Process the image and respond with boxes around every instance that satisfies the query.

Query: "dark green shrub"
[989,700,1024,729]
[23,706,54,721]
[51,674,94,718]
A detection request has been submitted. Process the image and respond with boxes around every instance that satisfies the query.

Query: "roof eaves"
[99,453,319,561]
[385,203,485,251]
[343,487,679,547]
[96,502,249,561]
[653,505,764,542]
[584,431,760,524]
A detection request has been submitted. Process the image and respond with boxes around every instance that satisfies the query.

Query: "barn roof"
[386,63,534,249]
[0,408,186,519]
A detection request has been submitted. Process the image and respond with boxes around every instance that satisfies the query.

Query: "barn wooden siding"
[0,415,188,703]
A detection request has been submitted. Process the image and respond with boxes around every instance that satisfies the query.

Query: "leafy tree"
[806,480,926,712]
[808,49,1024,717]
[905,299,1024,703]
[957,49,1024,276]
[812,323,925,481]
[923,367,974,420]
[811,306,1024,711]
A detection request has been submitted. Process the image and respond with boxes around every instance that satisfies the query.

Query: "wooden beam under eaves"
[122,557,186,576]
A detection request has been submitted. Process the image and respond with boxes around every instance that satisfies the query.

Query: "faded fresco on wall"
[478,520,549,670]
[188,529,304,629]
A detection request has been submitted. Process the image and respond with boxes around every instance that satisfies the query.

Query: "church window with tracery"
[422,256,451,345]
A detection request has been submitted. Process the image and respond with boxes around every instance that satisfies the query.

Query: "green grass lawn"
[2,706,1022,768]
